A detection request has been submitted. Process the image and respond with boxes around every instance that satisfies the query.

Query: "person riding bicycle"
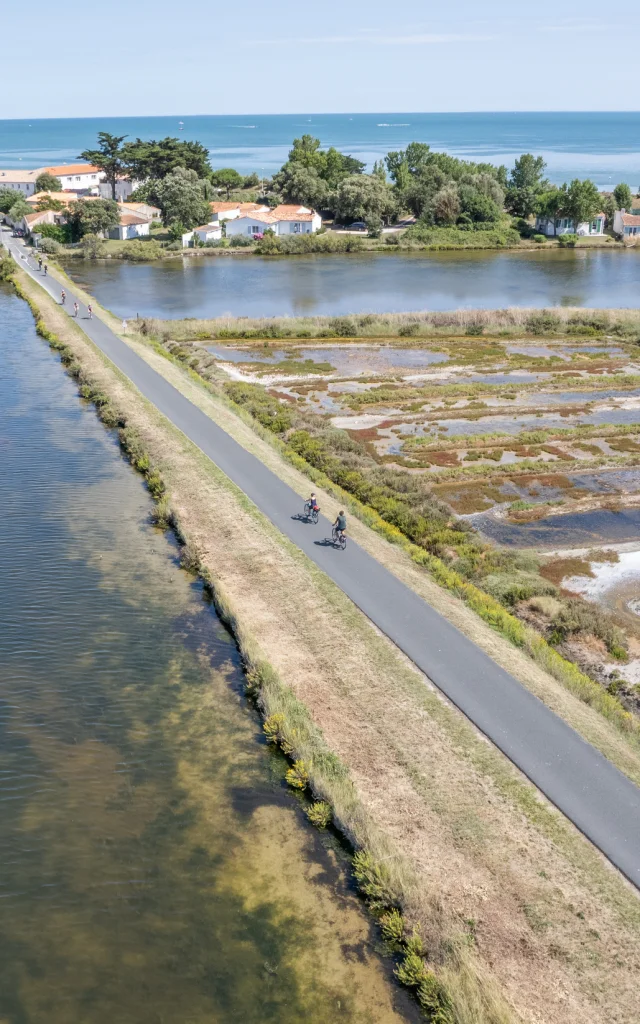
[60,289,66,305]
[333,510,347,539]
[306,492,319,513]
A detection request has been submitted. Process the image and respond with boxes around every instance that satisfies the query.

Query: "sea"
[0,112,639,187]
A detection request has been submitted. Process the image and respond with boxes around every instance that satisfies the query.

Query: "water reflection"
[0,287,413,1024]
[64,248,640,319]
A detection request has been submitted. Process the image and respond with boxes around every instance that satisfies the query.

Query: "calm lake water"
[0,286,414,1024]
[66,248,640,320]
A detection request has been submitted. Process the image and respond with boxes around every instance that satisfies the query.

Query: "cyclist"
[60,289,66,305]
[305,492,319,515]
[333,510,347,541]
[73,301,79,318]
[87,304,93,319]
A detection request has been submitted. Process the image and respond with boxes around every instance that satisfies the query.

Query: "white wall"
[0,178,38,196]
[56,170,104,190]
[225,216,272,237]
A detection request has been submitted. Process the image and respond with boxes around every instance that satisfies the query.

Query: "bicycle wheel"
[339,533,347,550]
[331,528,338,546]
[311,509,319,524]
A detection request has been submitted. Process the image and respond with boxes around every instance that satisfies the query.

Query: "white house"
[117,201,161,222]
[20,209,56,233]
[43,163,104,191]
[225,204,322,238]
[209,201,269,223]
[0,169,41,196]
[108,211,151,240]
[182,222,223,246]
[613,210,640,240]
[535,213,605,237]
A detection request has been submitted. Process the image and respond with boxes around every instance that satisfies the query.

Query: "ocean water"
[0,112,639,186]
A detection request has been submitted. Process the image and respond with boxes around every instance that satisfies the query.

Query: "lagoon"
[66,248,640,320]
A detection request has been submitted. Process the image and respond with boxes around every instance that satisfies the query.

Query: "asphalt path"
[5,233,640,888]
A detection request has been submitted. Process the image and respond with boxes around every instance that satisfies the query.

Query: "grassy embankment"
[141,305,640,341]
[7,256,640,1024]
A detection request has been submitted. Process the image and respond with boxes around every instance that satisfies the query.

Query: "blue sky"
[2,0,639,118]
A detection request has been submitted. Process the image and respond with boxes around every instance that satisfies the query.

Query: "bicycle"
[332,526,347,550]
[304,500,319,524]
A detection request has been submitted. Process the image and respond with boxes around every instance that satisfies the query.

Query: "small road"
[5,232,640,889]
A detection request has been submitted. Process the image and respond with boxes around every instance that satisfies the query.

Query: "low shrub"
[306,801,332,828]
[352,850,395,910]
[0,253,15,280]
[550,598,628,657]
[558,233,579,247]
[38,237,62,254]
[229,235,255,247]
[329,316,357,337]
[417,973,455,1024]
[380,909,404,944]
[533,234,547,243]
[525,310,562,335]
[118,239,164,261]
[395,951,428,987]
[482,571,557,606]
[285,759,310,789]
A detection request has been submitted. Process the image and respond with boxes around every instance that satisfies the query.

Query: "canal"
[0,284,415,1024]
[64,247,640,320]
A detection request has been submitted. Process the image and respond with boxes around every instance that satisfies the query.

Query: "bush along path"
[3,232,640,892]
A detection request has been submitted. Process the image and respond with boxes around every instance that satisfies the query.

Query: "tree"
[372,160,386,182]
[8,198,31,223]
[537,188,567,236]
[243,172,260,188]
[122,137,211,180]
[81,233,106,259]
[155,167,211,229]
[509,154,548,191]
[35,195,65,212]
[613,182,633,210]
[335,175,396,224]
[601,193,616,226]
[285,135,364,190]
[66,198,120,240]
[505,153,550,218]
[433,187,461,226]
[0,187,23,213]
[80,132,127,200]
[458,185,501,223]
[564,178,601,230]
[35,171,63,193]
[211,168,244,198]
[273,165,329,210]
[288,134,324,172]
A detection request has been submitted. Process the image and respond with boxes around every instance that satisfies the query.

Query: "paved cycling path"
[6,234,640,889]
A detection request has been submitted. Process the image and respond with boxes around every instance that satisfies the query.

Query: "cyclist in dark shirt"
[333,510,347,538]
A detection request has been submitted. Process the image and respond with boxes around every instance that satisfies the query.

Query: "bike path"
[6,235,640,888]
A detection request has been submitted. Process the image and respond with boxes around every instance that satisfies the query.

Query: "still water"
[65,248,640,320]
[0,286,414,1024]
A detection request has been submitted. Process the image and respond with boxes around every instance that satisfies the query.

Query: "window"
[91,175,96,179]
[249,225,260,234]
[75,176,80,181]
[293,222,301,233]
[67,177,72,182]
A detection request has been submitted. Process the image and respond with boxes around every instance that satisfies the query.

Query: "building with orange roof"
[224,203,322,238]
[43,164,104,190]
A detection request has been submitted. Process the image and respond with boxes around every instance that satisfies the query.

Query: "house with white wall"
[225,204,322,238]
[0,169,41,196]
[181,222,223,246]
[209,201,270,223]
[43,163,104,191]
[535,213,605,237]
[613,210,640,240]
[117,201,161,222]
[108,211,152,240]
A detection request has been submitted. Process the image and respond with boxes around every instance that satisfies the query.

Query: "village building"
[535,213,605,237]
[0,169,42,196]
[224,204,322,238]
[117,201,161,222]
[108,211,152,240]
[613,210,640,240]
[42,163,104,191]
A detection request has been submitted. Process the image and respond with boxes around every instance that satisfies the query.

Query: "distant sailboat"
[178,120,184,131]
